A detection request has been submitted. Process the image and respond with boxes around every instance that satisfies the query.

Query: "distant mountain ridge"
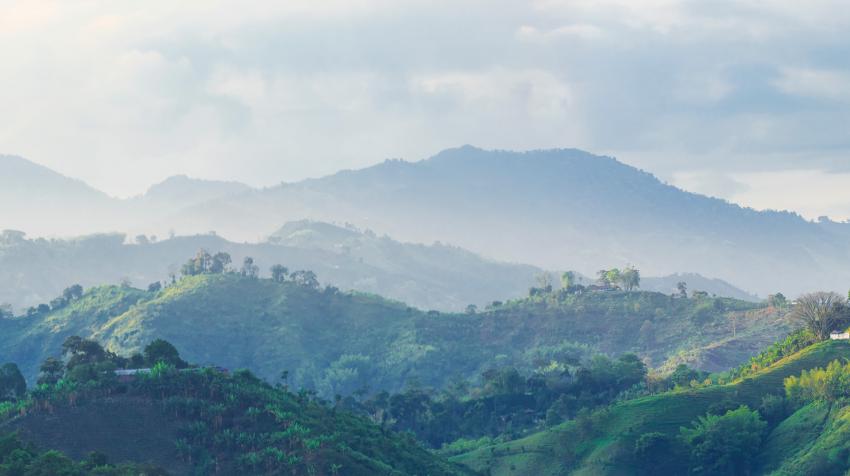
[2,147,848,296]
[0,221,541,312]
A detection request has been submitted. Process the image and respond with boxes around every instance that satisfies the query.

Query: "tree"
[143,339,187,368]
[241,257,259,278]
[465,304,478,314]
[669,364,701,387]
[181,249,212,276]
[677,281,688,298]
[767,293,787,309]
[291,270,319,289]
[619,267,640,291]
[37,357,65,385]
[692,290,709,300]
[0,303,11,319]
[680,406,767,475]
[0,363,26,401]
[62,284,83,302]
[210,252,232,274]
[135,234,150,245]
[560,271,576,289]
[597,269,613,287]
[792,292,847,340]
[147,281,162,293]
[62,336,107,369]
[535,272,554,293]
[270,264,289,283]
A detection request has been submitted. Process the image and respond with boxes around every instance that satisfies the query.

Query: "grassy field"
[453,340,850,475]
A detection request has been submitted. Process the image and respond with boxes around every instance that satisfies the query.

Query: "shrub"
[680,406,767,475]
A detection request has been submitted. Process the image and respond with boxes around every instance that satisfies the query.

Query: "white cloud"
[412,69,574,119]
[0,0,850,221]
[516,24,606,42]
[774,67,850,102]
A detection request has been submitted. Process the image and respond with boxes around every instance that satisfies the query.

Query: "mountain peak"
[141,175,252,205]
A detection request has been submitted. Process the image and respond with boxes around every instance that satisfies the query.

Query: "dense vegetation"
[0,338,471,476]
[0,265,779,401]
[0,433,168,476]
[450,337,850,475]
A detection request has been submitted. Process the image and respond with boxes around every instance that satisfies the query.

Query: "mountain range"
[3,146,846,297]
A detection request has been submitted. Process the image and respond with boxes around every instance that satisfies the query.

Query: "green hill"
[452,340,850,475]
[0,344,472,476]
[0,274,784,398]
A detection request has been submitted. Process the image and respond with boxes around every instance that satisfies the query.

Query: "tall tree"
[270,264,289,283]
[210,252,232,274]
[619,267,640,291]
[241,257,259,278]
[37,357,65,385]
[792,292,847,340]
[677,281,688,298]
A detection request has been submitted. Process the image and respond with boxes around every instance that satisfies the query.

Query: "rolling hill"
[0,273,788,397]
[0,221,540,312]
[453,339,850,475]
[0,344,473,476]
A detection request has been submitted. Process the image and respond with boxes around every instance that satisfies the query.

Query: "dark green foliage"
[0,364,26,401]
[62,285,84,303]
[2,340,471,476]
[680,406,767,475]
[668,364,706,387]
[0,433,164,476]
[0,273,773,397]
[350,353,646,448]
[634,432,683,475]
[143,339,187,369]
[181,250,232,276]
[757,394,790,428]
[37,358,63,386]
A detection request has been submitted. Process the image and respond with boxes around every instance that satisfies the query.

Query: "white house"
[830,331,849,340]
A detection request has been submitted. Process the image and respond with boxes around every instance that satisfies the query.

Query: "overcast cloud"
[1,0,849,217]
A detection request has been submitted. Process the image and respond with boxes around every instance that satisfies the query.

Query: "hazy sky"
[2,1,850,218]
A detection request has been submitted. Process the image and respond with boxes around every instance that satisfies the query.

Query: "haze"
[2,0,850,219]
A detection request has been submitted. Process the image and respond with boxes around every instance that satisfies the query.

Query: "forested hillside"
[0,269,785,398]
[0,340,472,476]
[454,339,850,475]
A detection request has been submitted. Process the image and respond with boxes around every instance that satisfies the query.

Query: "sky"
[1,0,850,219]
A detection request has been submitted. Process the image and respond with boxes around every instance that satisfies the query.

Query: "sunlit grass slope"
[453,340,850,476]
